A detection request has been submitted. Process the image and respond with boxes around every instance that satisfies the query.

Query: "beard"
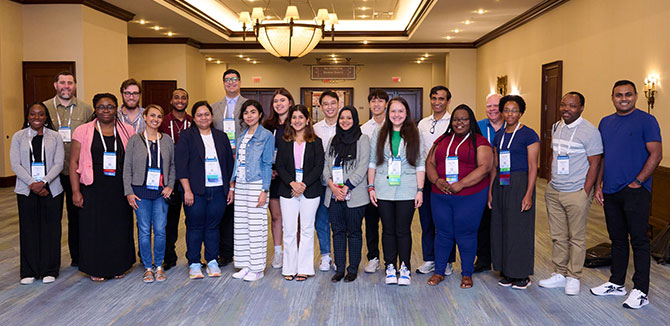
[58,90,73,100]
[123,100,138,110]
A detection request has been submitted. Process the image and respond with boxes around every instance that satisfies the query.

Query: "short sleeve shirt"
[492,125,539,172]
[549,117,603,192]
[432,133,492,196]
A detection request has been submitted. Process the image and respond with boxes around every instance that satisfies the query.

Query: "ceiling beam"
[12,0,135,21]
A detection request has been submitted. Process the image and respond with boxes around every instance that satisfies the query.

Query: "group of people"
[10,69,661,309]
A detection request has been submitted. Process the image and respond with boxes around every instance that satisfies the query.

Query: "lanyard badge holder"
[223,118,236,149]
[144,131,162,190]
[556,122,577,175]
[55,98,73,142]
[388,157,401,186]
[206,157,220,183]
[445,133,470,184]
[498,123,520,186]
[97,121,117,176]
[29,136,46,181]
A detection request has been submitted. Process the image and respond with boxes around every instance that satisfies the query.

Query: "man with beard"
[118,78,145,133]
[43,71,92,267]
[158,88,192,270]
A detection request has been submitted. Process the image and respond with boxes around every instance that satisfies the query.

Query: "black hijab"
[328,106,362,169]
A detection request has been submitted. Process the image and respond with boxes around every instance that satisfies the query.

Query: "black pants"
[218,197,234,261]
[164,183,183,265]
[330,201,365,274]
[603,186,651,294]
[18,192,64,278]
[60,174,79,264]
[475,206,492,266]
[364,202,380,260]
[378,200,415,271]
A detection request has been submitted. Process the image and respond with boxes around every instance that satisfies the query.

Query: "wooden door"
[22,61,76,112]
[241,88,277,118]
[142,80,177,115]
[373,88,423,123]
[540,61,563,179]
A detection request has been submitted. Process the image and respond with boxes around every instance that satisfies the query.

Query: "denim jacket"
[369,128,425,201]
[231,125,274,190]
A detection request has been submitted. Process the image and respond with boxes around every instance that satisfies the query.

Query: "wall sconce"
[497,75,508,95]
[644,74,659,113]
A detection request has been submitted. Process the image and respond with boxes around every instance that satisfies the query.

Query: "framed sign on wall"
[300,87,354,122]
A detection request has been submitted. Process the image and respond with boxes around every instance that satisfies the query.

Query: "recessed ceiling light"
[464,20,472,25]
[453,29,460,33]
[330,54,336,57]
[216,60,221,64]
[476,9,486,15]
[238,54,244,58]
[153,25,160,31]
[253,61,257,64]
[139,19,146,25]
[363,40,368,44]
[207,57,213,61]
[416,60,421,64]
[444,36,453,40]
[358,7,369,10]
[246,58,251,61]
[359,15,369,18]
[167,32,174,37]
[423,53,429,57]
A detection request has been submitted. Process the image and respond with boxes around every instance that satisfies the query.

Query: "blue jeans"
[135,197,168,269]
[314,188,331,255]
[183,186,227,264]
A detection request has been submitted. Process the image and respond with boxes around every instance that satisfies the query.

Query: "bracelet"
[368,187,375,192]
[367,184,375,189]
[229,187,235,191]
[417,187,424,192]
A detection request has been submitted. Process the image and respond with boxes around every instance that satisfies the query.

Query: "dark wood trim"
[474,0,569,47]
[405,0,437,35]
[199,42,475,50]
[162,0,233,36]
[128,37,202,48]
[539,60,563,179]
[0,176,17,188]
[12,0,135,21]
[651,165,670,230]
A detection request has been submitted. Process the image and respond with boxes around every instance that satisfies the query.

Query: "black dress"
[78,132,135,278]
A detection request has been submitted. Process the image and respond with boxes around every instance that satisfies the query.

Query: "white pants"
[280,195,320,276]
[234,180,268,272]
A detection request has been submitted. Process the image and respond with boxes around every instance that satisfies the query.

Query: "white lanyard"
[144,130,161,169]
[499,123,521,151]
[54,97,73,128]
[558,122,578,156]
[96,120,117,152]
[28,131,46,163]
[446,133,471,157]
[169,119,189,140]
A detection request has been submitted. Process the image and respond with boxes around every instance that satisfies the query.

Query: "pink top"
[72,119,135,185]
[294,141,305,169]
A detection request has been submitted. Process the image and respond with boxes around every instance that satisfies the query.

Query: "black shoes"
[343,273,357,283]
[473,264,491,274]
[218,257,233,267]
[331,272,345,282]
[162,261,176,271]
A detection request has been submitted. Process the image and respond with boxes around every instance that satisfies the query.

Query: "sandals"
[460,276,473,289]
[283,275,295,281]
[90,276,105,282]
[143,269,154,283]
[427,274,445,286]
[295,274,308,282]
[155,268,166,282]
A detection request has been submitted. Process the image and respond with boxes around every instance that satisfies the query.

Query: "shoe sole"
[512,281,532,290]
[565,290,580,296]
[385,278,398,285]
[498,282,512,287]
[189,274,204,279]
[539,282,565,289]
[623,302,648,309]
[415,269,434,275]
[319,266,330,272]
[244,276,264,282]
[590,289,627,296]
[398,279,410,286]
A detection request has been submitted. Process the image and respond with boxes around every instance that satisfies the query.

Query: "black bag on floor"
[651,224,670,264]
[584,242,612,268]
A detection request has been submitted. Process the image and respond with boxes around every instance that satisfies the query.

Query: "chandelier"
[239,5,338,62]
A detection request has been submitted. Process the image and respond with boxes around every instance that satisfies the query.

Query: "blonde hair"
[143,104,164,116]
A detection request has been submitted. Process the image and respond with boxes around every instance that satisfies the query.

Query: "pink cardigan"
[72,119,135,185]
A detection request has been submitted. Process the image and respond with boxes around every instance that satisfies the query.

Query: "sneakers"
[189,263,204,279]
[243,271,264,282]
[20,277,35,285]
[319,255,332,271]
[385,264,398,285]
[445,263,454,276]
[206,260,222,277]
[416,261,435,274]
[512,278,532,290]
[232,267,250,279]
[565,277,580,295]
[364,257,380,273]
[398,263,411,286]
[42,276,56,284]
[272,251,283,269]
[590,282,627,296]
[623,289,649,309]
[498,276,513,287]
[539,273,566,288]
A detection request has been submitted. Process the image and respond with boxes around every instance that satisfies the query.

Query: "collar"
[54,96,78,108]
[564,116,583,129]
[431,112,450,122]
[226,95,240,104]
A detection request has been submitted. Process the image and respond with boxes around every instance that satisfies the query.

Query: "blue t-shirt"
[493,125,539,172]
[598,109,661,194]
[477,118,502,145]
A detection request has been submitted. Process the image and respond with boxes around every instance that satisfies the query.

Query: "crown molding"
[12,0,135,21]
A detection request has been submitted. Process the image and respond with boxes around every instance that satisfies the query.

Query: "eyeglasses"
[502,109,520,114]
[95,104,117,111]
[123,91,140,97]
[429,120,437,134]
[224,77,239,83]
[452,118,470,123]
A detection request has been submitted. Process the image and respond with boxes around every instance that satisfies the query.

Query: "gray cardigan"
[322,134,371,208]
[10,128,64,197]
[122,133,176,196]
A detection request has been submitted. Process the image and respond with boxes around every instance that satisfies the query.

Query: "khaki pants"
[545,185,592,279]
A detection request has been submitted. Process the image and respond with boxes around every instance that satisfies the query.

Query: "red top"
[159,111,192,144]
[431,133,491,196]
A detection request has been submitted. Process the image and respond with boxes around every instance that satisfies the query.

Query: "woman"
[275,105,324,281]
[323,106,370,283]
[425,104,493,288]
[175,101,233,280]
[11,102,64,285]
[368,97,424,286]
[262,88,294,269]
[488,95,539,290]
[70,93,136,281]
[123,104,176,283]
[228,99,274,282]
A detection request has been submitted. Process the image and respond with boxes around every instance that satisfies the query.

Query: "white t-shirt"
[201,133,223,187]
[314,119,337,152]
[361,118,384,139]
[418,112,451,158]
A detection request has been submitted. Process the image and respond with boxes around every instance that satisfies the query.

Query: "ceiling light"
[476,9,486,15]
[153,25,160,31]
[139,19,146,25]
[416,60,421,64]
[358,7,369,10]
[330,54,336,57]
[207,57,213,61]
[464,20,472,25]
[167,32,174,36]
[453,29,460,33]
[246,58,251,61]
[423,53,429,57]
[363,40,368,44]
[216,60,221,64]
[238,54,244,58]
[444,36,453,40]
[359,15,369,19]
[420,57,425,61]
[253,61,257,64]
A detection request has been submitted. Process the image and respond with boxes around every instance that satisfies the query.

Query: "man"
[360,89,389,273]
[43,71,92,267]
[474,93,503,273]
[416,86,455,275]
[590,80,662,309]
[212,69,248,266]
[118,78,145,133]
[158,88,192,270]
[313,90,340,271]
[538,92,602,295]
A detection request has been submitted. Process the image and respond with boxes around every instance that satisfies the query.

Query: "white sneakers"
[398,263,411,286]
[444,263,453,276]
[319,255,332,271]
[623,289,649,309]
[590,282,627,296]
[564,277,580,295]
[189,263,204,279]
[364,257,380,273]
[20,277,35,285]
[243,271,264,282]
[206,260,222,277]
[271,251,283,269]
[416,261,435,274]
[539,273,566,288]
[385,264,397,285]
[591,282,649,309]
[385,263,411,286]
[232,267,250,279]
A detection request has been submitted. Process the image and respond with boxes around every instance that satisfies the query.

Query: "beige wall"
[0,0,24,176]
[185,46,206,102]
[476,0,670,165]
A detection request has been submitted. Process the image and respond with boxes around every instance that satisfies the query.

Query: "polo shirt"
[418,112,451,158]
[43,96,93,175]
[549,117,603,192]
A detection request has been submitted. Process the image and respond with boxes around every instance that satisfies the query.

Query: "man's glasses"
[123,91,140,97]
[429,120,437,134]
[224,77,239,83]
[95,104,117,111]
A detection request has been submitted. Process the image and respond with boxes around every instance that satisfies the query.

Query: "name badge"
[31,162,45,181]
[146,168,161,190]
[499,150,511,186]
[237,162,246,181]
[103,152,116,176]
[388,157,401,186]
[59,127,72,142]
[557,155,570,175]
[332,166,344,186]
[223,118,236,148]
[273,148,278,164]
[205,158,220,183]
[295,169,304,183]
[445,156,459,184]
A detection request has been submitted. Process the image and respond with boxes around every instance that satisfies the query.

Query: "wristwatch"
[634,178,643,185]
[261,188,269,193]
[417,187,424,192]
